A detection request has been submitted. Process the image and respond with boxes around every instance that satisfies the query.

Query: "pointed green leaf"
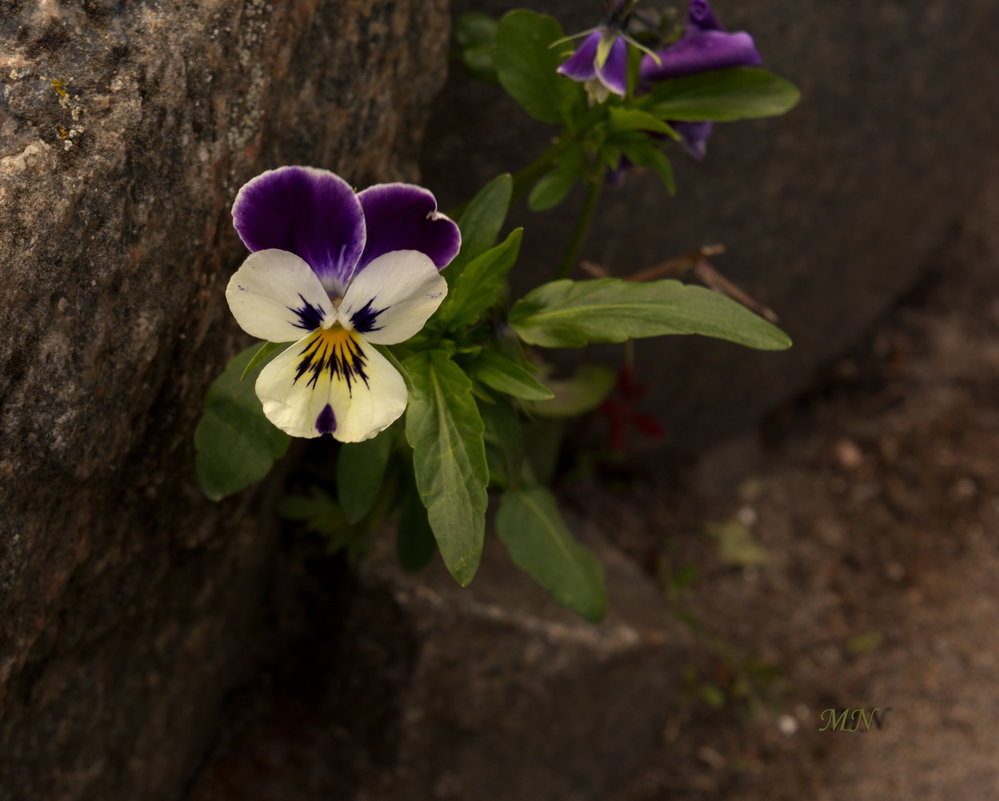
[195,345,290,500]
[508,278,792,350]
[276,486,349,533]
[523,418,565,485]
[240,341,283,381]
[608,107,676,135]
[525,364,616,418]
[617,139,676,194]
[469,350,553,401]
[494,10,582,124]
[528,154,581,212]
[455,13,499,83]
[437,228,523,329]
[336,429,394,524]
[643,67,801,122]
[277,486,367,562]
[497,485,607,622]
[448,173,513,283]
[396,482,438,573]
[403,350,488,585]
[478,398,525,488]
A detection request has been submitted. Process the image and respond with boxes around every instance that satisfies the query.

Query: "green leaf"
[494,10,582,124]
[617,139,676,194]
[608,107,675,135]
[645,148,676,194]
[508,278,792,351]
[403,350,489,586]
[525,364,616,418]
[497,485,607,622]
[240,341,283,381]
[469,350,553,401]
[528,152,582,212]
[455,13,499,83]
[447,173,513,283]
[195,345,290,500]
[277,486,367,562]
[396,482,438,573]
[437,228,523,330]
[478,398,525,488]
[336,429,394,524]
[523,418,564,485]
[643,67,801,122]
[276,486,349,532]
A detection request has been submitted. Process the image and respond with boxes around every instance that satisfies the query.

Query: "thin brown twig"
[625,244,727,283]
[692,259,780,323]
[581,244,780,323]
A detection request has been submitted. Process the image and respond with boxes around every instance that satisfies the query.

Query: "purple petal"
[557,30,601,82]
[641,29,760,81]
[673,121,714,160]
[356,184,460,272]
[640,0,761,82]
[596,36,628,97]
[641,30,760,81]
[233,167,365,293]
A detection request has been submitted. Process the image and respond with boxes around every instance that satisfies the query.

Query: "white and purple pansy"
[225,166,460,442]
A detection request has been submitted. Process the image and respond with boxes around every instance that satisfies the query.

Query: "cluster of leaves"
[459,10,799,211]
[197,171,791,621]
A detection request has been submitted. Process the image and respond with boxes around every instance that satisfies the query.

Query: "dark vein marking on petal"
[294,326,370,396]
[350,298,388,334]
[289,294,326,330]
[316,404,336,434]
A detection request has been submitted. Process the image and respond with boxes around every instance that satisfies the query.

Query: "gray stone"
[188,525,692,801]
[423,0,999,454]
[0,1,450,799]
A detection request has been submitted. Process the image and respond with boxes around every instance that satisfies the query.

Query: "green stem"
[510,140,566,202]
[555,170,604,280]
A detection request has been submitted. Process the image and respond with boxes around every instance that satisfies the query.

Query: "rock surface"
[188,529,692,801]
[423,0,999,455]
[0,1,449,799]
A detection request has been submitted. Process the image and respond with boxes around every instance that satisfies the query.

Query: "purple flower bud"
[640,0,761,83]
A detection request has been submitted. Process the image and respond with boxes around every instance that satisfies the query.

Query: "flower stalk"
[555,168,605,280]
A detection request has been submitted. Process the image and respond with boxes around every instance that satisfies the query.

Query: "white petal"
[255,336,331,439]
[329,338,408,442]
[226,249,334,342]
[339,250,447,345]
[255,328,407,442]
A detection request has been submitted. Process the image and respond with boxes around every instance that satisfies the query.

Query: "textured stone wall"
[423,0,999,454]
[0,1,449,799]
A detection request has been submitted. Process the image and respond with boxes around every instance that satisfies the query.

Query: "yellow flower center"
[295,323,369,393]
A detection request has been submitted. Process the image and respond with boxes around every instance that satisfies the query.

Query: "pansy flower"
[225,167,460,442]
[556,0,661,102]
[639,0,761,159]
[558,27,630,102]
